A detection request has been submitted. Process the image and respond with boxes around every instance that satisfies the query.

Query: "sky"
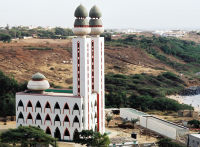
[0,0,200,30]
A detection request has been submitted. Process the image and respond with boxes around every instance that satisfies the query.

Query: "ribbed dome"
[28,73,50,92]
[89,5,102,18]
[74,19,89,27]
[89,19,103,26]
[32,72,46,81]
[74,4,88,18]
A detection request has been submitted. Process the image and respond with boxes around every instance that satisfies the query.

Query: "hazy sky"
[1,0,200,30]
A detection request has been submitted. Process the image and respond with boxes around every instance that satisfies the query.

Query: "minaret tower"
[72,5,91,130]
[89,6,105,134]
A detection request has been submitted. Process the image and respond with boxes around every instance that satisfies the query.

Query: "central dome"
[74,4,88,18]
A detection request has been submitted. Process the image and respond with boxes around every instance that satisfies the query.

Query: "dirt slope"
[0,38,166,88]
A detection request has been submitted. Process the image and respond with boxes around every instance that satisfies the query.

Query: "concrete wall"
[188,134,200,147]
[120,108,188,140]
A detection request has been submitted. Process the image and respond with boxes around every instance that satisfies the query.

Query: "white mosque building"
[16,4,105,141]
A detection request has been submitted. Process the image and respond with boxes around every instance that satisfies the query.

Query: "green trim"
[45,89,73,94]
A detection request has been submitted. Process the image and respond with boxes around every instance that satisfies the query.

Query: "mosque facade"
[16,4,105,141]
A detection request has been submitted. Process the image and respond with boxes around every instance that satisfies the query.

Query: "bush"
[105,72,193,111]
[157,138,186,147]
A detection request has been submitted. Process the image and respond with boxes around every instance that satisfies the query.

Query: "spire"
[73,5,91,36]
[89,5,104,36]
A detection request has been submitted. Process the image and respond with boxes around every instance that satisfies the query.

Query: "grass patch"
[24,46,53,50]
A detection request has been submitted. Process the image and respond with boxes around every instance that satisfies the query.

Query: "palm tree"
[106,115,113,127]
[130,119,139,129]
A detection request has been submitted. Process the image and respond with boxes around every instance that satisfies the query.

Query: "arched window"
[72,103,80,115]
[63,102,70,114]
[63,115,70,126]
[73,129,79,141]
[54,114,61,126]
[27,113,33,119]
[46,127,51,135]
[54,127,61,141]
[35,101,42,112]
[64,128,70,137]
[35,113,42,124]
[54,102,61,113]
[26,113,33,124]
[44,114,52,125]
[17,100,24,111]
[44,102,52,113]
[73,116,80,127]
[17,112,24,123]
[26,101,33,112]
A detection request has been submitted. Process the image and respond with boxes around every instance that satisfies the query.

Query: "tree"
[0,70,26,117]
[74,130,110,147]
[130,119,139,129]
[157,138,185,147]
[106,115,113,127]
[188,119,200,128]
[0,33,11,43]
[0,126,56,147]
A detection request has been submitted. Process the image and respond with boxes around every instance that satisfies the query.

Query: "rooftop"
[17,89,76,97]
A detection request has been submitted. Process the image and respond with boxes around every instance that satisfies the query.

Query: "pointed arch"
[54,127,61,141]
[17,100,24,111]
[17,112,24,123]
[44,101,52,113]
[35,101,42,112]
[63,102,70,114]
[63,114,70,126]
[44,114,52,125]
[73,116,80,127]
[45,127,51,135]
[26,112,33,124]
[63,128,70,140]
[35,113,42,124]
[26,100,33,112]
[72,103,80,115]
[54,102,61,113]
[73,129,79,141]
[54,114,61,126]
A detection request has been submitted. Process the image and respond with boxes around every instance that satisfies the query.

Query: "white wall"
[92,37,105,134]
[120,108,188,140]
[16,93,83,141]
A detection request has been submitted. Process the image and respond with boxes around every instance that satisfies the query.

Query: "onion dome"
[74,19,89,27]
[27,72,50,93]
[89,5,104,36]
[74,4,88,18]
[73,5,91,36]
[89,5,102,19]
[89,19,102,26]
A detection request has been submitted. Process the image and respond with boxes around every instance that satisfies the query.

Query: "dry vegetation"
[0,38,166,88]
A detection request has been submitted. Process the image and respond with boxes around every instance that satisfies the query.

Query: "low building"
[187,134,200,147]
[120,108,189,140]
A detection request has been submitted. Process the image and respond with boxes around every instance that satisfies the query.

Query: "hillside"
[0,35,200,88]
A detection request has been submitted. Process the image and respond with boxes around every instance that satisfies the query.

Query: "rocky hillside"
[0,35,200,88]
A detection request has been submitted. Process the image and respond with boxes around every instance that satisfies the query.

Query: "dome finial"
[74,4,88,18]
[73,4,91,36]
[89,5,102,19]
[89,5,104,36]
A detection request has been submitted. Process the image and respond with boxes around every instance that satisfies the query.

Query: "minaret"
[72,5,91,130]
[89,6,105,134]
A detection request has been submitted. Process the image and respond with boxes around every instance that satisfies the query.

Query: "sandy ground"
[167,95,200,112]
